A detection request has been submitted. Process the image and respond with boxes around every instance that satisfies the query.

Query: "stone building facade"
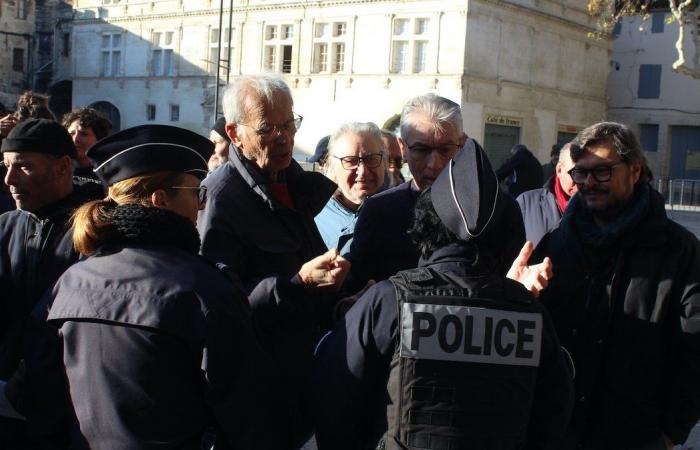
[0,0,74,117]
[69,0,610,164]
[608,12,700,180]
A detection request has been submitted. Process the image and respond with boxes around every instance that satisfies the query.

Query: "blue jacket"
[314,196,357,256]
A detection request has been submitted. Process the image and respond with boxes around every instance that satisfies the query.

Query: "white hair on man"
[324,121,387,182]
[399,93,463,141]
[221,74,293,124]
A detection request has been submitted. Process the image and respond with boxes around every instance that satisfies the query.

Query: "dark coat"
[347,181,526,291]
[197,147,336,447]
[310,244,573,450]
[35,243,278,450]
[496,148,544,198]
[533,188,700,447]
[347,181,421,291]
[516,177,562,247]
[0,182,102,381]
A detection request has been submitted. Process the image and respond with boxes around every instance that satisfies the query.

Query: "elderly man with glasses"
[346,93,527,293]
[531,121,700,450]
[197,74,350,449]
[315,122,388,256]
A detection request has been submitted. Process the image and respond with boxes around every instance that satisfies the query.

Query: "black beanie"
[1,118,76,158]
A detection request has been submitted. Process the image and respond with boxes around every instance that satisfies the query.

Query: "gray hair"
[221,74,293,124]
[399,93,463,141]
[324,121,387,180]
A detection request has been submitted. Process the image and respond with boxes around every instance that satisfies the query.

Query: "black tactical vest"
[385,267,543,450]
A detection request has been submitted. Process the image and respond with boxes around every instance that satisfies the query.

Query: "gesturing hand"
[0,114,18,138]
[506,241,552,298]
[298,248,351,290]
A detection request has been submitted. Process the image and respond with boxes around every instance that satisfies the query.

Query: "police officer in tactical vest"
[310,140,574,450]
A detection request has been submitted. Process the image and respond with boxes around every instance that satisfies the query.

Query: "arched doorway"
[89,101,121,132]
[48,80,72,120]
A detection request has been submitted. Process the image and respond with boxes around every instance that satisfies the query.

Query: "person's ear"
[630,162,642,184]
[150,189,169,209]
[458,133,468,147]
[57,155,73,176]
[225,123,242,147]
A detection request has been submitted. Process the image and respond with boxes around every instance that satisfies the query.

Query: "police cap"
[88,124,214,185]
[430,139,501,241]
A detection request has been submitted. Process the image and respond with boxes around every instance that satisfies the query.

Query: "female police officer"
[25,125,279,449]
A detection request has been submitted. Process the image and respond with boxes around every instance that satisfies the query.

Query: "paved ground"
[667,209,700,239]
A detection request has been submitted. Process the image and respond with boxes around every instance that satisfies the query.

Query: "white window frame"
[101,32,122,77]
[151,30,176,77]
[263,23,294,74]
[312,21,347,74]
[209,26,236,75]
[391,17,430,74]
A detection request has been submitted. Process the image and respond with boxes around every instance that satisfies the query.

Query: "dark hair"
[62,107,113,140]
[408,189,465,258]
[571,121,652,183]
[14,91,55,121]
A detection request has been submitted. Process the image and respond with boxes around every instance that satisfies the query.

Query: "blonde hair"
[72,171,184,255]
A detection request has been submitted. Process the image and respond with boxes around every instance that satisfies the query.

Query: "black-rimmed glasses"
[568,163,623,184]
[170,185,208,207]
[334,154,384,170]
[238,113,303,138]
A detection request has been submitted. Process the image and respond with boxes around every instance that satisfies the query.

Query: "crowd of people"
[0,74,698,450]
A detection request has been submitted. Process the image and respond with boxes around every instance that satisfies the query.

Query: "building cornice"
[463,72,607,104]
[475,0,611,38]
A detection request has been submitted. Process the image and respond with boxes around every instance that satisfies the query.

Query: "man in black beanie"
[310,140,573,450]
[0,119,102,448]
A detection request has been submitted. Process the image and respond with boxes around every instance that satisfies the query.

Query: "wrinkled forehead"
[240,87,292,123]
[331,131,382,157]
[3,150,55,164]
[404,113,460,145]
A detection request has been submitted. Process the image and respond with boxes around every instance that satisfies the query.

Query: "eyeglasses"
[238,114,303,138]
[170,185,207,207]
[568,163,623,184]
[407,143,461,160]
[333,153,384,170]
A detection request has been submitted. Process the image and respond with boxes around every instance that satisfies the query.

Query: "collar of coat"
[229,144,336,216]
[25,180,104,221]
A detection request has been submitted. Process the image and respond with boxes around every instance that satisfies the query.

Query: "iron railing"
[657,178,700,210]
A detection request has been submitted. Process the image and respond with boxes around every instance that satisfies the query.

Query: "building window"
[209,27,236,74]
[17,0,27,20]
[12,48,24,72]
[313,21,347,74]
[263,24,294,73]
[151,30,175,76]
[640,124,659,152]
[146,104,156,121]
[62,33,71,57]
[101,33,122,77]
[651,12,665,33]
[638,64,662,99]
[170,104,180,122]
[391,17,430,74]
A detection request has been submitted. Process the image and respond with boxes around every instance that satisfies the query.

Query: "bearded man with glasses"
[531,121,700,450]
[197,74,350,449]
